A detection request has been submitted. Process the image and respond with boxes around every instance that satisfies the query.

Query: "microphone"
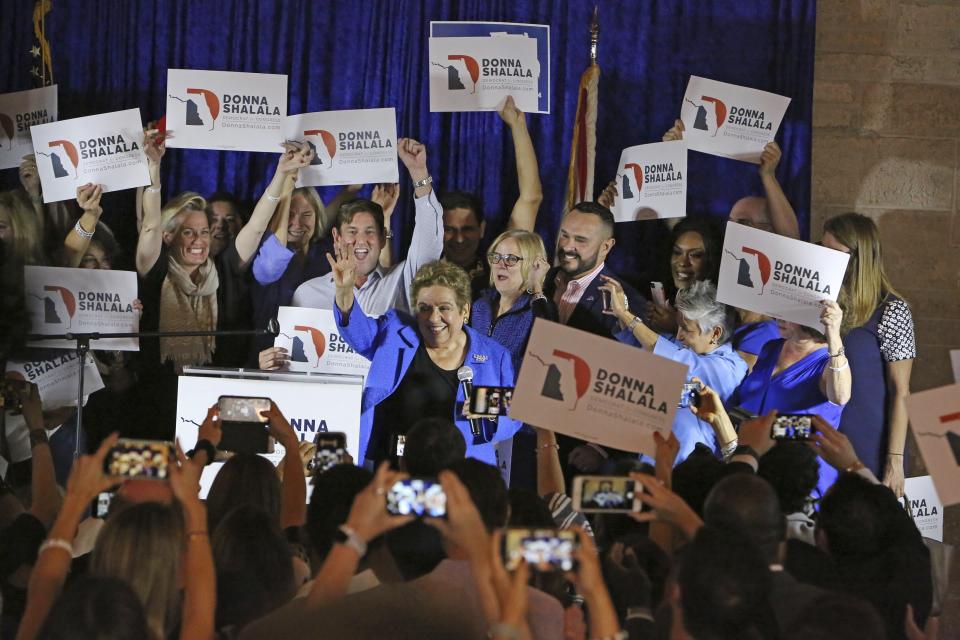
[264,318,280,336]
[457,365,481,437]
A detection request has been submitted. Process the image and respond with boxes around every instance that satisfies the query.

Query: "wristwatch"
[334,524,368,557]
[412,175,433,189]
[187,438,217,465]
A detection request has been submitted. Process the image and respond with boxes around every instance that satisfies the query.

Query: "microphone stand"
[25,321,279,459]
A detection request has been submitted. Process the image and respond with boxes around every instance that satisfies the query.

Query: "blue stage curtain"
[0,0,815,281]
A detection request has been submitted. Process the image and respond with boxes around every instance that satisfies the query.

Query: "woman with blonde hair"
[822,212,915,497]
[0,188,45,266]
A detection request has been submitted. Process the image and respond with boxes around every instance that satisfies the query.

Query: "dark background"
[0,0,816,282]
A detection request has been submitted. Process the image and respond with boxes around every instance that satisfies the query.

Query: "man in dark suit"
[541,202,648,475]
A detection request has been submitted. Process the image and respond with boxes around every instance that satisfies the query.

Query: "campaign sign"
[679,76,790,164]
[717,223,849,330]
[176,373,362,497]
[901,476,943,542]
[951,350,960,383]
[430,21,550,114]
[25,266,139,351]
[510,319,688,456]
[611,141,687,222]
[0,85,57,170]
[165,69,287,152]
[30,108,149,203]
[429,35,541,113]
[283,108,398,187]
[907,384,960,507]
[6,351,104,407]
[273,307,371,376]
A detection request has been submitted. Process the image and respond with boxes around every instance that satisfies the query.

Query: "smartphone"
[502,528,579,572]
[678,381,701,409]
[771,414,814,440]
[571,475,642,513]
[385,478,447,517]
[93,491,114,518]
[308,432,347,474]
[650,281,667,307]
[601,287,612,312]
[218,396,274,454]
[469,386,514,418]
[1,379,28,414]
[103,439,175,481]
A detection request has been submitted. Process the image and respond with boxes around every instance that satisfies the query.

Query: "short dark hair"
[404,418,466,476]
[336,198,385,236]
[439,190,484,225]
[507,488,555,528]
[783,593,886,640]
[205,191,246,222]
[670,216,723,285]
[817,473,897,559]
[671,444,725,516]
[757,442,819,515]
[37,576,149,640]
[703,474,786,565]
[448,458,508,532]
[305,464,373,562]
[568,201,615,239]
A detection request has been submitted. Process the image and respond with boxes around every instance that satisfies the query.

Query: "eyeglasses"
[487,252,523,267]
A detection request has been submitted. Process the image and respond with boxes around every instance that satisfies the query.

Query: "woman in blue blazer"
[330,252,521,467]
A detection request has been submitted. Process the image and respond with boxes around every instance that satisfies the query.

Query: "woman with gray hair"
[600,277,748,462]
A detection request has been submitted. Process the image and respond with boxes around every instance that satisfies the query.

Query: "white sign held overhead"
[717,223,849,329]
[611,141,687,222]
[0,85,57,170]
[25,266,140,351]
[429,36,541,113]
[273,307,371,376]
[679,76,790,164]
[165,69,287,152]
[509,319,688,456]
[283,108,398,187]
[906,383,960,508]
[30,108,150,203]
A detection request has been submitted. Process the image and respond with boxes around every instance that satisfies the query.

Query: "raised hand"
[258,346,290,371]
[497,95,525,128]
[143,128,167,165]
[346,462,414,543]
[372,183,400,217]
[737,411,779,459]
[196,403,222,448]
[759,141,781,178]
[806,414,860,472]
[525,256,549,295]
[397,138,428,180]
[598,275,631,319]
[260,400,299,449]
[819,299,843,338]
[425,470,490,563]
[76,183,103,215]
[65,432,119,504]
[277,140,315,176]
[628,472,703,539]
[662,119,685,142]
[19,154,41,200]
[597,179,619,209]
[326,241,358,291]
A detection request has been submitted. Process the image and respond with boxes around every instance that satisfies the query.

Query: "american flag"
[564,7,600,211]
[29,0,54,88]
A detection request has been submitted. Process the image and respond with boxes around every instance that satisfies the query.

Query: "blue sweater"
[335,303,522,465]
[469,289,557,374]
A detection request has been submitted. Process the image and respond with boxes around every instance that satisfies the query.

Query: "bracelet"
[488,623,523,640]
[720,438,739,461]
[889,452,904,456]
[39,538,74,557]
[828,346,845,358]
[627,314,643,332]
[844,460,866,474]
[266,192,281,202]
[145,186,161,193]
[412,175,433,189]
[537,443,560,451]
[73,219,95,239]
[385,231,393,239]
[29,429,49,448]
[335,524,368,557]
[186,531,209,542]
[828,361,849,372]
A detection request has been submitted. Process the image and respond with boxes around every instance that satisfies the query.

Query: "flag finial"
[589,6,599,64]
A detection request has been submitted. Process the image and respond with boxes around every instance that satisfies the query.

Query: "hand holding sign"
[19,154,41,200]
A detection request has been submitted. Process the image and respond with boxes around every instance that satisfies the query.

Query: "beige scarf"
[159,257,219,368]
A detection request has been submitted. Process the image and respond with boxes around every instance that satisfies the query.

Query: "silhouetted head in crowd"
[816,472,898,559]
[206,454,281,533]
[507,488,555,528]
[671,444,725,516]
[607,533,671,608]
[675,525,775,640]
[448,458,508,532]
[703,474,785,565]
[782,593,886,640]
[305,464,373,565]
[757,442,820,514]
[37,576,150,640]
[212,504,295,630]
[402,417,466,476]
[440,190,485,268]
[89,502,184,640]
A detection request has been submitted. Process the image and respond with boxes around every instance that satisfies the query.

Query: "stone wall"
[811,0,960,631]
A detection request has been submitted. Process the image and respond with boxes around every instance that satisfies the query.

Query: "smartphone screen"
[650,281,667,307]
[469,386,514,418]
[502,528,579,572]
[678,382,701,409]
[311,432,347,474]
[770,414,814,440]
[385,478,446,517]
[572,476,640,513]
[93,491,114,518]
[218,396,271,423]
[103,439,174,480]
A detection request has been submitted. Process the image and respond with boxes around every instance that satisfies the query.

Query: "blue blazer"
[335,304,522,465]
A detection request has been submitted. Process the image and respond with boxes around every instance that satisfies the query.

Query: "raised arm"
[535,428,565,498]
[818,300,852,405]
[62,184,103,267]
[324,184,362,223]
[600,276,659,350]
[263,402,307,529]
[500,96,542,232]
[22,384,60,528]
[235,142,314,269]
[135,130,166,276]
[397,138,443,281]
[759,142,800,239]
[374,183,400,269]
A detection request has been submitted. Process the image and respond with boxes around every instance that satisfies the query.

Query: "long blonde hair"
[90,502,184,639]
[161,191,207,236]
[0,189,45,265]
[823,213,903,331]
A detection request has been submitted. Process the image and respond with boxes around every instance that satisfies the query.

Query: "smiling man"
[290,138,442,316]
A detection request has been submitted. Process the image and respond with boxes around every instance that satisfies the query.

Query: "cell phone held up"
[502,528,579,573]
[217,396,275,455]
[103,439,175,481]
[571,475,642,513]
[385,478,447,518]
[678,381,701,409]
[469,386,514,418]
[770,414,814,441]
[308,432,347,475]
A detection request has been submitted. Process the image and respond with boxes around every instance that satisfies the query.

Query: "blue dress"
[732,319,780,357]
[728,338,844,497]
